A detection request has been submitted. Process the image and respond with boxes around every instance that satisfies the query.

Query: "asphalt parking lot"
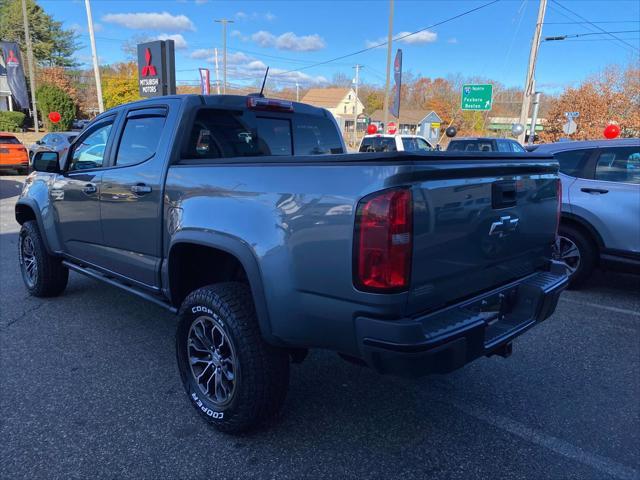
[1,174,638,480]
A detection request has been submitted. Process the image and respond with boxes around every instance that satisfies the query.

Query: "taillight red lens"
[354,188,412,291]
[555,179,562,237]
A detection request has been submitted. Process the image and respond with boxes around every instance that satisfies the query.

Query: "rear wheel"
[176,282,289,433]
[19,221,68,297]
[554,224,597,289]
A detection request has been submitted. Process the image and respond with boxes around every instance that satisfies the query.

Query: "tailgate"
[407,156,558,316]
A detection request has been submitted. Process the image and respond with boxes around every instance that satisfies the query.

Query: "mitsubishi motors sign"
[137,40,176,98]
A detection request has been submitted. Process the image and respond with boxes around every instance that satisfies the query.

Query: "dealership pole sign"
[389,49,402,119]
[0,41,29,109]
[137,40,176,98]
[199,68,210,95]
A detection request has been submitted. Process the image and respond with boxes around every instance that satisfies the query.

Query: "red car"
[0,132,30,174]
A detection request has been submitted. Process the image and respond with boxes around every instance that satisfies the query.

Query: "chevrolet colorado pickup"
[17,95,567,433]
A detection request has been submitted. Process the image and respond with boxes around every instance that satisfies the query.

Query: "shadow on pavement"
[0,177,24,201]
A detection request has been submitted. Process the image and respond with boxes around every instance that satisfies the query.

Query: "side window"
[510,141,526,153]
[497,141,510,152]
[359,138,373,152]
[402,137,419,151]
[68,122,113,171]
[115,115,166,166]
[594,147,640,184]
[553,150,589,177]
[416,138,431,151]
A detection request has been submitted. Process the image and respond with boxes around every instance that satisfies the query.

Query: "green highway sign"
[461,84,493,111]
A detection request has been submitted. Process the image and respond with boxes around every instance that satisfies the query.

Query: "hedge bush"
[36,84,76,131]
[0,111,26,132]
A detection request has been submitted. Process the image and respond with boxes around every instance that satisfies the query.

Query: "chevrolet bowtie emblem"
[489,215,519,237]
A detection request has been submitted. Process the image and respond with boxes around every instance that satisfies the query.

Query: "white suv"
[358,134,433,153]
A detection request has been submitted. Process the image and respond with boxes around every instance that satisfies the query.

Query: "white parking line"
[560,298,640,317]
[434,393,640,480]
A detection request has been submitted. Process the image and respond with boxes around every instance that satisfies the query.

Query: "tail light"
[247,96,294,112]
[555,179,562,237]
[354,188,412,292]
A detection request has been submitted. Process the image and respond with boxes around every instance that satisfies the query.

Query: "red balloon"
[367,124,378,135]
[603,124,620,139]
[48,111,61,124]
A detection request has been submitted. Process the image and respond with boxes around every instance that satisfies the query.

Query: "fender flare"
[15,198,53,254]
[165,230,277,345]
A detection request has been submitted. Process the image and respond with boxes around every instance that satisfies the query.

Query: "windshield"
[0,136,21,145]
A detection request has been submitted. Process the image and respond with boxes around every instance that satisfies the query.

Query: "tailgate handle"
[492,181,517,209]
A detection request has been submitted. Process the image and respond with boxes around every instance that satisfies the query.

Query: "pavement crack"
[4,302,45,328]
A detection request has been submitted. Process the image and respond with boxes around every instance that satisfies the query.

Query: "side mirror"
[33,151,60,173]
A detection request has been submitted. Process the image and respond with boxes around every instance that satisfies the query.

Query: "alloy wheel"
[20,235,38,288]
[554,235,581,275]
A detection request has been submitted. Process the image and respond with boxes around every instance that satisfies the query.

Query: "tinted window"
[497,141,510,152]
[595,147,640,184]
[293,115,344,155]
[553,150,589,177]
[68,122,113,171]
[401,137,431,152]
[187,109,293,158]
[40,134,52,144]
[0,136,20,144]
[49,135,61,144]
[447,140,494,152]
[359,137,396,152]
[116,116,166,166]
[510,141,526,153]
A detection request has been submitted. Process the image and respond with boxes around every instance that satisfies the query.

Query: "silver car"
[531,139,640,287]
[28,132,77,161]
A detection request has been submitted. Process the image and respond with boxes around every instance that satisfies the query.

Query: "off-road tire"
[176,282,289,433]
[557,224,597,289]
[18,220,68,297]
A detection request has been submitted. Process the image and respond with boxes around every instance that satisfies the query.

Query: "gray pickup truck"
[17,95,567,432]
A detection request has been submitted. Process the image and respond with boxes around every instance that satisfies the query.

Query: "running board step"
[62,261,177,313]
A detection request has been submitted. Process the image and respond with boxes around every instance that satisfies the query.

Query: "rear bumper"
[355,263,568,377]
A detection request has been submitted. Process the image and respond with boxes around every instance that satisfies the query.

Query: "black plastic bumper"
[355,263,568,377]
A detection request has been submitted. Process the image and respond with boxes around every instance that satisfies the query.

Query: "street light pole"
[85,0,104,113]
[352,64,362,146]
[20,0,38,132]
[528,91,541,146]
[517,0,547,144]
[214,47,221,94]
[215,19,234,94]
[382,0,394,131]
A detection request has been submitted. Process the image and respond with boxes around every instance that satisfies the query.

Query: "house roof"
[301,88,352,108]
[369,109,441,125]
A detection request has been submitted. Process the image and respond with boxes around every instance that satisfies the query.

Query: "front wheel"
[176,283,289,433]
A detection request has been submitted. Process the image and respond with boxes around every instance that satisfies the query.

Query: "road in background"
[1,175,638,479]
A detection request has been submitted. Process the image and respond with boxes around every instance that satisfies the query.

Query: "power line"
[549,0,639,52]
[272,0,500,77]
[545,20,640,25]
[544,29,640,41]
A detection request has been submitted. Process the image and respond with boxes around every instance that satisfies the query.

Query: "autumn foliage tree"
[540,65,640,142]
[101,62,141,110]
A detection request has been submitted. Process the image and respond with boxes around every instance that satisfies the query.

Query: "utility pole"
[382,0,394,131]
[295,82,299,102]
[214,47,221,94]
[85,0,104,113]
[528,92,541,146]
[215,19,234,94]
[21,0,38,132]
[352,64,362,146]
[517,0,547,144]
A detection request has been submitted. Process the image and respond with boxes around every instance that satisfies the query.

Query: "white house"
[301,87,365,132]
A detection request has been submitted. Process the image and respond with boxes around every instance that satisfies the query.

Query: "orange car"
[0,132,30,174]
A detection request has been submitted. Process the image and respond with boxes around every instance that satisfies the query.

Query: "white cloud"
[448,37,458,44]
[231,30,248,41]
[195,0,209,4]
[366,30,437,48]
[235,11,277,21]
[155,33,188,49]
[235,11,248,20]
[265,12,276,21]
[251,30,325,51]
[102,12,195,32]
[246,60,267,70]
[190,48,212,59]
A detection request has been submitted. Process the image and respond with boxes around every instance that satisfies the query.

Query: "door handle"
[82,183,97,195]
[131,184,152,195]
[581,187,608,194]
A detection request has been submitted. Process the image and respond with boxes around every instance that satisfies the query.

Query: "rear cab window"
[359,137,397,152]
[185,108,344,159]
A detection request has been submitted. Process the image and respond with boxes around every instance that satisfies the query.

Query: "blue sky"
[41,0,640,93]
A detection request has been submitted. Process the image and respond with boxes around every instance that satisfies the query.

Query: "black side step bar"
[62,261,177,314]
